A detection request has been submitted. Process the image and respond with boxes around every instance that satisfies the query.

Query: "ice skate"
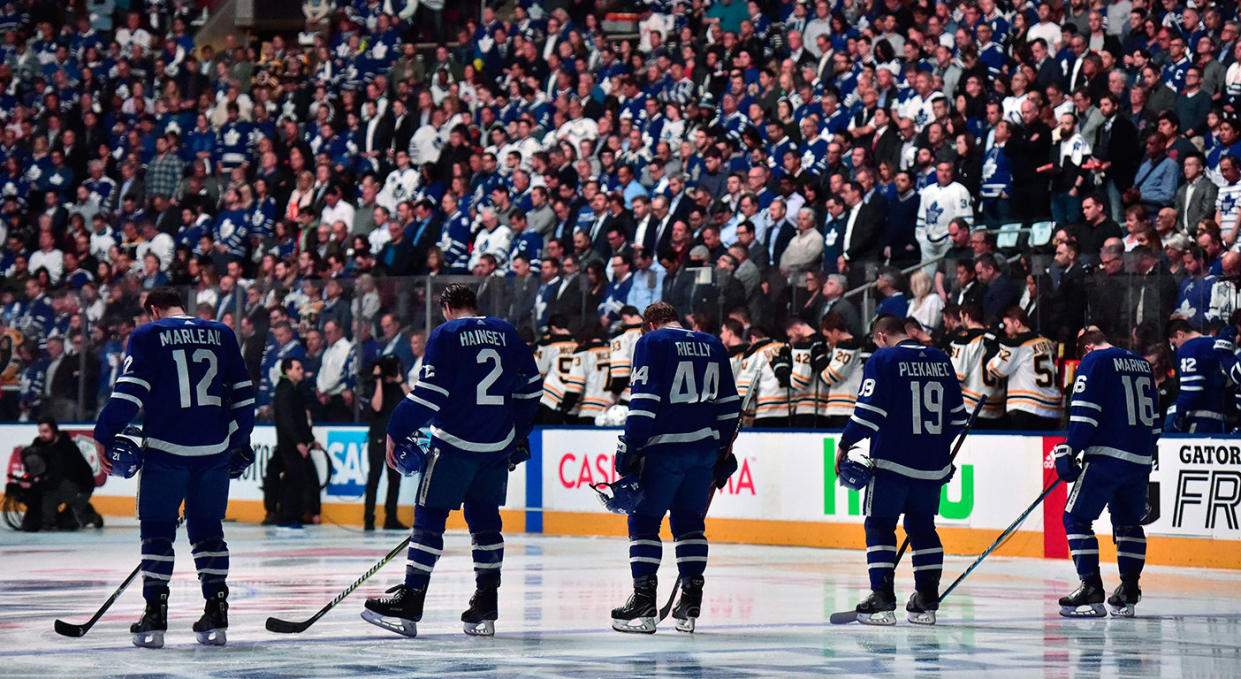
[461,587,498,636]
[611,577,658,634]
[192,588,228,646]
[906,590,939,625]
[131,590,168,649]
[1106,580,1141,618]
[362,585,425,637]
[855,588,897,626]
[671,576,704,633]
[1059,578,1107,617]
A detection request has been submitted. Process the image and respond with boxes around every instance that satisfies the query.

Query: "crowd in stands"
[1,0,1239,428]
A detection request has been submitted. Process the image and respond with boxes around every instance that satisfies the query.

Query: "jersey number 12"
[172,348,221,408]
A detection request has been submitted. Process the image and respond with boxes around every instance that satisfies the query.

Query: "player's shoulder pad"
[835,337,862,351]
[743,337,774,358]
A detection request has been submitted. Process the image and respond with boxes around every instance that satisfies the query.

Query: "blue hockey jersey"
[1173,336,1229,423]
[624,327,741,455]
[388,316,542,454]
[840,340,967,481]
[94,316,255,456]
[1066,347,1159,468]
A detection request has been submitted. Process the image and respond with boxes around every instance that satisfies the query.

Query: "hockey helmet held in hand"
[393,429,431,476]
[837,440,874,491]
[592,474,645,514]
[108,425,145,479]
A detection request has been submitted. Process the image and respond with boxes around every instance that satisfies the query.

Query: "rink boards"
[5,425,1239,570]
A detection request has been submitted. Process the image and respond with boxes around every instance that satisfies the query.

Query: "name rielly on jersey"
[674,341,714,357]
[459,328,509,347]
[158,327,225,347]
[898,360,952,378]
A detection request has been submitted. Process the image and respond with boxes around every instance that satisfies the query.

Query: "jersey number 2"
[476,349,504,406]
[172,349,220,408]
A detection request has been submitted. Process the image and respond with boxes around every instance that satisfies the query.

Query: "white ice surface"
[3,519,1240,678]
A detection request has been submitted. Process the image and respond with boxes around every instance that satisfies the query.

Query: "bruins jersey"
[565,339,614,420]
[535,332,578,409]
[737,338,791,421]
[607,324,642,404]
[949,329,1006,420]
[818,337,867,418]
[727,343,747,385]
[0,328,21,391]
[789,338,829,416]
[985,330,1062,419]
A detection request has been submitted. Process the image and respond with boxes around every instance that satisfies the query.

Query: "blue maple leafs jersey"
[388,316,542,454]
[840,340,967,481]
[1067,347,1159,468]
[624,327,741,455]
[1174,336,1229,421]
[94,315,255,455]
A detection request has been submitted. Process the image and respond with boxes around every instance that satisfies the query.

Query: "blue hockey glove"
[508,437,531,472]
[228,440,255,479]
[614,435,642,476]
[712,451,738,489]
[1218,324,1238,345]
[106,426,144,479]
[1053,443,1082,483]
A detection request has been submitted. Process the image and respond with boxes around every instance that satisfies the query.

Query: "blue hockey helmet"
[591,475,645,514]
[107,425,145,479]
[837,441,874,491]
[393,429,431,476]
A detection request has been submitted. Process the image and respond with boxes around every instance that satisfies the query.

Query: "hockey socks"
[904,513,944,597]
[670,513,708,579]
[464,501,504,591]
[188,517,229,601]
[1113,524,1147,582]
[139,520,176,604]
[1063,515,1101,581]
[864,517,898,591]
[627,514,663,580]
[404,506,449,590]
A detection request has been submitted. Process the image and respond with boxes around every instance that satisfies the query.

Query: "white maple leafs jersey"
[608,324,642,404]
[789,340,828,416]
[737,339,790,421]
[917,181,974,241]
[535,333,577,409]
[985,331,1063,419]
[949,329,1006,420]
[565,340,614,419]
[818,338,867,418]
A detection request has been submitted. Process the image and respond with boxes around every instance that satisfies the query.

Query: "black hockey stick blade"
[266,535,411,634]
[54,541,151,637]
[829,610,859,625]
[54,618,93,637]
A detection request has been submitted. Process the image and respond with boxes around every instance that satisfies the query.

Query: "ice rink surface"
[3,520,1240,678]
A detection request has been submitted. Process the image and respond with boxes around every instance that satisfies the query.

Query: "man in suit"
[976,254,1019,323]
[1031,38,1064,89]
[631,196,657,254]
[1087,93,1143,223]
[765,197,797,267]
[1175,152,1218,235]
[820,274,863,336]
[1008,100,1053,221]
[736,220,769,272]
[360,100,393,166]
[838,181,884,288]
[389,99,414,158]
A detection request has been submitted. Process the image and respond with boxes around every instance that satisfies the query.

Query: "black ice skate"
[192,588,228,646]
[131,589,168,648]
[671,576,704,633]
[611,576,658,634]
[461,587,498,636]
[855,588,897,626]
[362,584,425,637]
[906,590,940,625]
[1059,577,1107,617]
[1106,580,1142,618]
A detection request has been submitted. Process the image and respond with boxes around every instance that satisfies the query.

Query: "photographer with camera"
[364,354,408,531]
[19,417,102,531]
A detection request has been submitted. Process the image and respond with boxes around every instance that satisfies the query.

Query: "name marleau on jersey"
[159,327,224,347]
[897,360,952,377]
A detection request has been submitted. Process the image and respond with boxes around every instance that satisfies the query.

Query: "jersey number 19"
[910,381,944,435]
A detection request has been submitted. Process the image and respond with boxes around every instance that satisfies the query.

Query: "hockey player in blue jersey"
[362,284,542,638]
[92,288,256,648]
[1166,319,1230,433]
[610,302,742,634]
[836,315,967,625]
[1054,329,1160,617]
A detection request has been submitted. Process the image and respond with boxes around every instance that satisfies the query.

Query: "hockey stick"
[829,396,988,625]
[54,516,186,637]
[266,534,411,633]
[939,477,1061,602]
[656,386,758,624]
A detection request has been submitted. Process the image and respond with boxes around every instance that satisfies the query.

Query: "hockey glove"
[1218,324,1238,346]
[614,435,642,476]
[713,451,739,489]
[508,437,531,472]
[809,338,829,375]
[771,345,793,388]
[1165,408,1184,434]
[228,441,256,479]
[1053,443,1082,483]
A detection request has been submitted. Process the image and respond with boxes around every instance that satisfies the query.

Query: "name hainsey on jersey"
[840,340,967,481]
[388,316,542,453]
[94,315,255,454]
[625,328,741,454]
[1067,347,1160,467]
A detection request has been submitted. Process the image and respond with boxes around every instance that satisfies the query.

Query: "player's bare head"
[784,314,814,342]
[440,283,478,319]
[642,302,681,333]
[620,305,642,323]
[547,313,569,333]
[1076,329,1111,357]
[143,287,186,318]
[1164,318,1198,347]
[869,314,908,348]
[1001,307,1030,335]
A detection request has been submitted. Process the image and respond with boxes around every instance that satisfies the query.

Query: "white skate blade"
[857,611,897,626]
[195,628,227,646]
[907,610,936,625]
[463,620,495,636]
[674,616,696,633]
[1108,603,1136,618]
[1059,603,1107,618]
[611,616,657,634]
[361,609,418,637]
[132,630,164,648]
